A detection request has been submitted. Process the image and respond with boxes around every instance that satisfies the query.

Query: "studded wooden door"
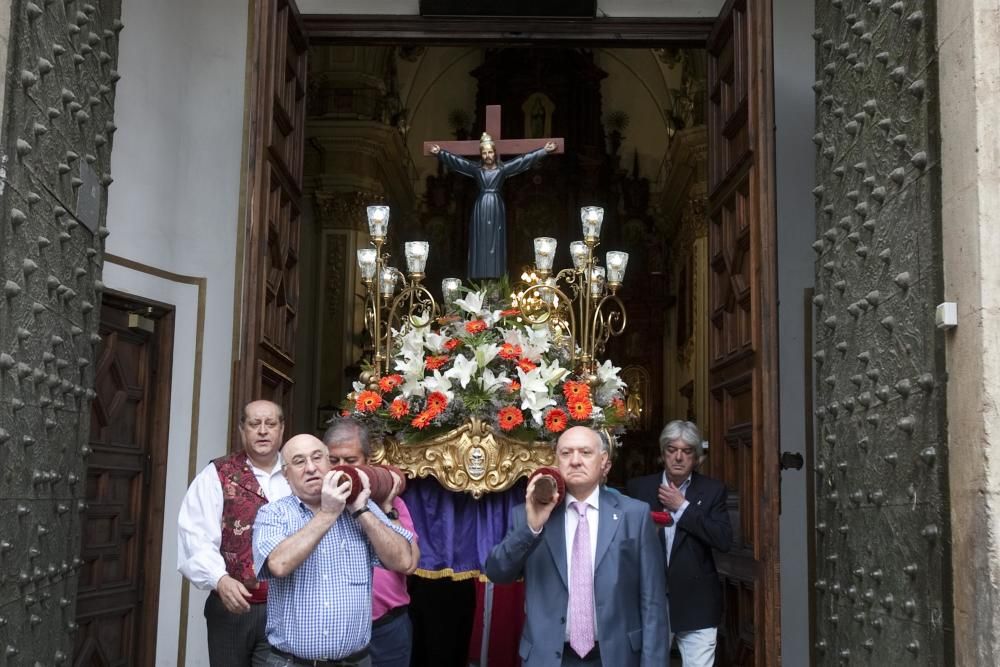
[75,295,172,666]
[705,0,780,665]
[234,0,307,427]
[810,0,953,663]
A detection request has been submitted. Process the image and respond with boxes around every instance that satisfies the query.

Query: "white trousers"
[669,627,718,667]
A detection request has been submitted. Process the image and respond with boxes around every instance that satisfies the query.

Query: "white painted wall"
[105,0,250,663]
[773,0,815,664]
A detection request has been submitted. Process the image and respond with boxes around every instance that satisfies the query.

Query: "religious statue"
[431,133,556,280]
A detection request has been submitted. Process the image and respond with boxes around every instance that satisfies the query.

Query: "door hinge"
[128,307,155,333]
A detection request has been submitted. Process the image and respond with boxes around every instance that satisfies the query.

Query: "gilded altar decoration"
[344,204,632,494]
[370,417,556,498]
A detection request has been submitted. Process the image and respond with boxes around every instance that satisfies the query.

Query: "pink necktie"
[569,500,595,658]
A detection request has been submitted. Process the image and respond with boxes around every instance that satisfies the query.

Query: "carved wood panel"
[707,0,780,664]
[811,0,952,663]
[235,0,308,428]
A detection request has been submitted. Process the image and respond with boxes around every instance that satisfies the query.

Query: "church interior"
[291,42,713,664]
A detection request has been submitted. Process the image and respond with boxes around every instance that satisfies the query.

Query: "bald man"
[253,434,414,666]
[178,400,291,666]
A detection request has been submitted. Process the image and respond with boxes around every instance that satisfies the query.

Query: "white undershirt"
[563,486,600,641]
[177,457,290,590]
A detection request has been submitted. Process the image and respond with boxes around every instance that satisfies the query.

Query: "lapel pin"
[613,513,619,520]
[697,500,702,506]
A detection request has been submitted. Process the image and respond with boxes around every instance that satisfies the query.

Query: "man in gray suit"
[486,426,668,667]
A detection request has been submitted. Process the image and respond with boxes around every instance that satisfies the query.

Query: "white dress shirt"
[563,486,600,641]
[661,472,691,566]
[177,456,290,590]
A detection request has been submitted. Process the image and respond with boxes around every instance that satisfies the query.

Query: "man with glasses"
[253,434,414,667]
[626,420,732,667]
[178,400,291,666]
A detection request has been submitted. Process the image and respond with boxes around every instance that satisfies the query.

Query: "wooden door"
[705,0,780,665]
[75,295,173,666]
[233,0,308,428]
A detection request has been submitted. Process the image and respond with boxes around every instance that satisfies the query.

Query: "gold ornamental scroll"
[370,417,555,498]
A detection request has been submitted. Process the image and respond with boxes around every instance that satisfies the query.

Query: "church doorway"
[233,1,781,664]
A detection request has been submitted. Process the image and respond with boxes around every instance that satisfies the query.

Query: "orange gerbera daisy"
[379,374,404,392]
[389,398,410,419]
[465,319,488,334]
[411,410,436,429]
[443,338,461,351]
[508,380,521,393]
[498,406,524,431]
[426,391,449,414]
[567,398,593,421]
[517,358,537,373]
[355,390,382,413]
[499,343,523,360]
[425,355,450,370]
[562,380,591,401]
[611,397,626,419]
[544,408,568,433]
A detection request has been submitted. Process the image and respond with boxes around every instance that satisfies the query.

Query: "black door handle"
[780,451,804,471]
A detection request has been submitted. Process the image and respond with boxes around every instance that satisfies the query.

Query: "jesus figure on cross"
[426,105,564,280]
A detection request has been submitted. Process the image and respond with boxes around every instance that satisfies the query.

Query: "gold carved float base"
[370,417,554,498]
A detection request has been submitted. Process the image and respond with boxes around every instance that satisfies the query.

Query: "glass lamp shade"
[366,205,390,239]
[590,266,606,297]
[540,277,558,305]
[404,241,429,274]
[357,248,377,281]
[605,251,629,284]
[380,267,398,297]
[533,237,557,272]
[580,206,604,240]
[570,241,590,270]
[442,278,462,306]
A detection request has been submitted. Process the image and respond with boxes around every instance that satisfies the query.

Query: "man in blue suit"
[486,426,668,667]
[626,420,732,667]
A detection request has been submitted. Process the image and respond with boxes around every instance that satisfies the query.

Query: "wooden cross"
[422,104,565,156]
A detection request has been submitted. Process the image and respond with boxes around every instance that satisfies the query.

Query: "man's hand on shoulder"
[525,476,559,533]
[215,574,251,614]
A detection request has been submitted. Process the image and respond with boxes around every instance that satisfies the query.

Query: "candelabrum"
[356,205,439,383]
[519,206,629,383]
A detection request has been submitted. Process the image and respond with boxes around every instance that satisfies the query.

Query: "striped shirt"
[253,495,413,660]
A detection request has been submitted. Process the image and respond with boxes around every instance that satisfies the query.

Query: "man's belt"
[372,604,408,628]
[270,646,369,666]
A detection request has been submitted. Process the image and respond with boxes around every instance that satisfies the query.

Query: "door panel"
[706,0,780,665]
[75,297,172,666]
[234,0,308,429]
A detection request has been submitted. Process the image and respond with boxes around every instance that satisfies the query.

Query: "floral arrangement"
[343,289,628,443]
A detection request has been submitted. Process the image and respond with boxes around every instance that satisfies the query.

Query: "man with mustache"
[178,400,291,666]
[253,434,413,667]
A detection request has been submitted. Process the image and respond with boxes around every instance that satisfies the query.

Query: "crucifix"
[423,104,566,280]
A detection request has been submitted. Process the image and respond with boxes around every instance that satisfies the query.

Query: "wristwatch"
[385,508,400,521]
[351,506,370,519]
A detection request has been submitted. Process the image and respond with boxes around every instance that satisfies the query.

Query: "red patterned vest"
[214,452,269,603]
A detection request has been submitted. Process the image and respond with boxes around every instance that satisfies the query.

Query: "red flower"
[411,410,436,429]
[426,391,449,414]
[567,398,593,421]
[498,406,524,431]
[517,358,537,373]
[379,374,404,392]
[340,409,351,417]
[389,398,409,420]
[425,355,450,370]
[355,390,383,413]
[650,511,674,527]
[611,397,626,419]
[544,408,568,433]
[562,381,591,401]
[499,343,523,360]
[500,308,521,317]
[443,338,461,351]
[465,319,488,334]
[508,380,521,393]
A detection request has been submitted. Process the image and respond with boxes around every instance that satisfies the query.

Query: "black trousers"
[204,592,270,667]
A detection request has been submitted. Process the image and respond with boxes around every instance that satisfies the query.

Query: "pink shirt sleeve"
[372,497,418,620]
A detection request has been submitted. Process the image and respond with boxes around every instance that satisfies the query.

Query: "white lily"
[398,327,426,360]
[520,325,551,361]
[352,380,366,394]
[424,331,449,354]
[454,290,487,317]
[445,353,478,389]
[538,359,570,387]
[594,359,626,404]
[422,369,455,401]
[518,367,556,425]
[398,374,426,398]
[474,343,500,369]
[481,367,510,394]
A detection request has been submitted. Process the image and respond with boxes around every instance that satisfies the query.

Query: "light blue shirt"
[660,473,691,565]
[253,495,413,660]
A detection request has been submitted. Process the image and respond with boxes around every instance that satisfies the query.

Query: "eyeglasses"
[284,451,327,470]
[664,446,695,457]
